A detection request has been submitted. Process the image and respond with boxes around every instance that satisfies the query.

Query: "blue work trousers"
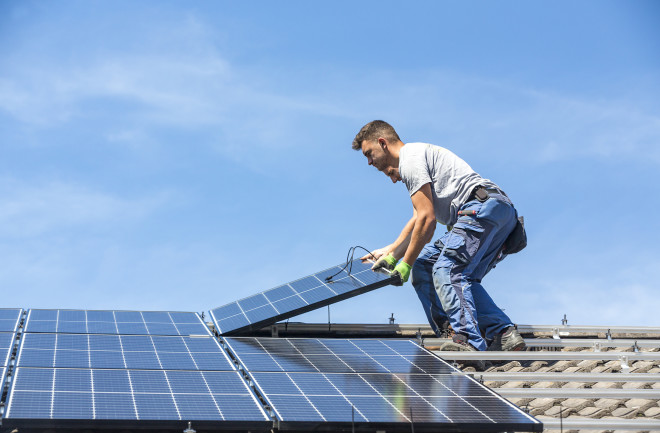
[411,193,517,351]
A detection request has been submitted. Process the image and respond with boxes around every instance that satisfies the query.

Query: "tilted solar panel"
[211,259,397,335]
[0,308,22,332]
[4,367,269,423]
[225,337,542,432]
[24,309,210,336]
[1,333,16,367]
[16,333,234,371]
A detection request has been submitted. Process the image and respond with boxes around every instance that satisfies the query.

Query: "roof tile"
[559,398,592,411]
[644,406,660,418]
[610,406,640,419]
[578,406,611,418]
[624,399,657,412]
[594,398,625,411]
[528,397,560,415]
[622,381,652,389]
[629,360,656,373]
[545,404,577,417]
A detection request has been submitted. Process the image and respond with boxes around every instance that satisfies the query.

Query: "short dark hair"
[352,120,401,150]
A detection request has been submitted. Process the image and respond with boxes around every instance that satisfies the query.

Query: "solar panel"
[24,309,210,336]
[211,259,397,335]
[0,308,22,332]
[1,332,16,367]
[16,333,234,371]
[4,367,270,422]
[225,337,542,432]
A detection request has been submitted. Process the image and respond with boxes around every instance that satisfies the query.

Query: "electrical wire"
[324,245,377,282]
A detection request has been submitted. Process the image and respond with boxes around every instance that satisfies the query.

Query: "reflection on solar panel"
[0,308,22,332]
[211,259,397,335]
[1,333,15,367]
[16,334,234,371]
[5,367,269,422]
[225,338,542,432]
[24,309,210,336]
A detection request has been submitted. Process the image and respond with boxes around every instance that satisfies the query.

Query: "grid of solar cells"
[17,333,234,371]
[24,310,210,336]
[0,308,22,332]
[5,367,269,421]
[225,337,454,374]
[225,337,541,430]
[1,333,16,367]
[211,259,396,334]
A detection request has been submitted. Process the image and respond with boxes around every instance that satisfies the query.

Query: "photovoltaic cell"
[1,333,16,367]
[210,259,397,334]
[5,367,269,422]
[24,309,210,336]
[225,337,542,431]
[0,308,22,332]
[16,333,234,371]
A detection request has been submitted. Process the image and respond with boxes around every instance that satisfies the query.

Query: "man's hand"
[391,261,412,286]
[371,254,397,273]
[360,247,389,263]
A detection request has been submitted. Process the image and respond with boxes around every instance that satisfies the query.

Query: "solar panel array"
[225,337,542,431]
[25,309,209,335]
[211,259,397,335]
[7,368,268,421]
[3,309,270,427]
[0,308,22,332]
[0,259,542,431]
[17,333,234,370]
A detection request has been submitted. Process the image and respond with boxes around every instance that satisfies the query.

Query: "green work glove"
[371,254,398,273]
[392,261,412,286]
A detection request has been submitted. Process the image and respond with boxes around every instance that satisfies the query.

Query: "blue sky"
[1,0,659,327]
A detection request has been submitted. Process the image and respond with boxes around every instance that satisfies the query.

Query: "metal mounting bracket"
[552,327,560,340]
[592,341,602,352]
[619,355,630,373]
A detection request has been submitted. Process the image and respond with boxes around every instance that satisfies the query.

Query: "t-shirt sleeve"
[401,145,432,196]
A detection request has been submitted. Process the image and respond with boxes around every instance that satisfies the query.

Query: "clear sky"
[1,0,659,327]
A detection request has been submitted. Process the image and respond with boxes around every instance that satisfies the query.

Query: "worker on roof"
[353,120,526,352]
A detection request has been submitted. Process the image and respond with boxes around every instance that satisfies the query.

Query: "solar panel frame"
[23,309,211,336]
[0,308,23,333]
[15,333,236,371]
[3,367,272,429]
[224,337,543,432]
[210,259,398,335]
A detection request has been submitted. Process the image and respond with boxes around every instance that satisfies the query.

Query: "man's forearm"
[402,213,435,266]
[389,215,415,259]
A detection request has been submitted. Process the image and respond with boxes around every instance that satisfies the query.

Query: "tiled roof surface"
[426,327,660,433]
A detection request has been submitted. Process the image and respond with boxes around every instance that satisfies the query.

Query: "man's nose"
[367,157,373,165]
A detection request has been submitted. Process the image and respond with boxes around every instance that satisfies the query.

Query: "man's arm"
[360,212,415,262]
[401,183,436,266]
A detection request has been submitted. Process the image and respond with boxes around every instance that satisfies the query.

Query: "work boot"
[437,320,454,339]
[440,334,486,371]
[487,326,526,351]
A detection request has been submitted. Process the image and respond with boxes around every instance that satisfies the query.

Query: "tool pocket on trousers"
[442,224,484,266]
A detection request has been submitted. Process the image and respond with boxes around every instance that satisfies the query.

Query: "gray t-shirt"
[398,142,498,226]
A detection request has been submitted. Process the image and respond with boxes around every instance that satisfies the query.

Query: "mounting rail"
[423,337,660,349]
[457,371,660,382]
[432,350,660,361]
[539,417,660,430]
[495,388,660,399]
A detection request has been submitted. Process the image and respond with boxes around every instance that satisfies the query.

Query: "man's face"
[361,139,401,183]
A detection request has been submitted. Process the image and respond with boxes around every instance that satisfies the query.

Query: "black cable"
[325,245,377,282]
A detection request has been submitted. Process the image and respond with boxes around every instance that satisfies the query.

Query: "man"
[353,120,525,352]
